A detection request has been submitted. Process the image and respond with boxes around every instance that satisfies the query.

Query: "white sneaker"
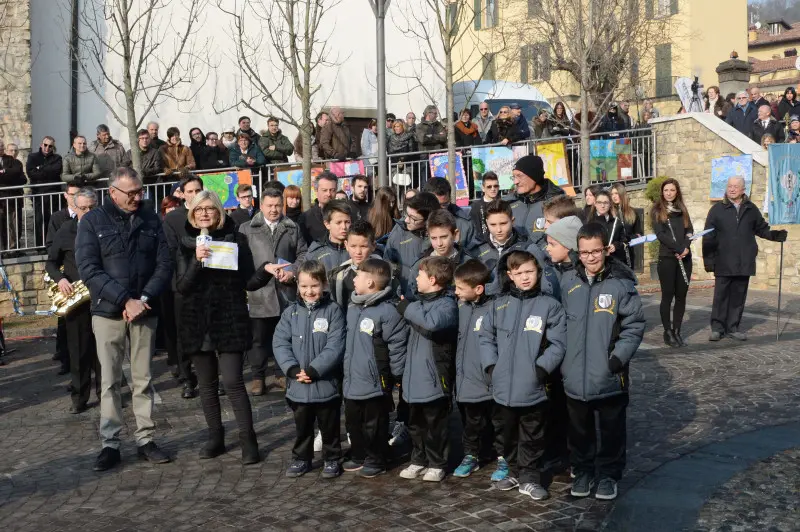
[347,432,351,445]
[389,422,410,447]
[313,430,322,452]
[422,467,445,482]
[399,464,428,479]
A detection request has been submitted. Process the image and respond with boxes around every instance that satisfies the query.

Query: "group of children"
[270,170,645,502]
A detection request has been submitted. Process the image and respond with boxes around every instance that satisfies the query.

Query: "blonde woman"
[610,183,643,268]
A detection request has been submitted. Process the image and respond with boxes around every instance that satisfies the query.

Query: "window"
[486,0,498,28]
[447,3,459,35]
[520,43,550,83]
[647,0,678,18]
[630,52,640,86]
[771,23,783,35]
[655,44,672,98]
[483,53,496,80]
[474,0,482,30]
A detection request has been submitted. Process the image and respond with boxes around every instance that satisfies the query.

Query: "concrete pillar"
[716,56,753,97]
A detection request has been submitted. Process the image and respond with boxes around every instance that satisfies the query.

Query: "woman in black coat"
[777,87,800,125]
[176,190,278,464]
[587,190,626,264]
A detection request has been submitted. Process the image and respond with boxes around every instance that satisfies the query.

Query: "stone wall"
[0,0,33,157]
[0,260,49,317]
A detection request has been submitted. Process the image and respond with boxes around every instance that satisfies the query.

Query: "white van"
[446,80,555,121]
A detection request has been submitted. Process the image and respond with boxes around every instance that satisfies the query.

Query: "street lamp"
[368,0,390,187]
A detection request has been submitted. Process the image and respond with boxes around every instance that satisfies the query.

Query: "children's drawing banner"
[471,146,527,191]
[429,151,468,206]
[767,144,800,224]
[275,166,324,202]
[710,154,752,201]
[328,160,366,177]
[199,169,252,209]
[534,139,572,188]
[589,139,632,183]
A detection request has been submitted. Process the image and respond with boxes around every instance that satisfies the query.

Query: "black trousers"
[408,397,450,469]
[288,398,341,462]
[457,400,497,460]
[56,316,69,370]
[248,316,280,381]
[493,402,548,484]
[65,304,100,407]
[657,257,692,331]
[191,351,254,435]
[172,292,196,385]
[395,385,410,424]
[541,374,570,473]
[711,275,750,334]
[345,396,391,468]
[566,394,629,481]
[159,289,178,361]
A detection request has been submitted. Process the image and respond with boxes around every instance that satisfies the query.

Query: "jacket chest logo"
[359,318,375,336]
[473,315,483,331]
[595,294,615,314]
[533,217,546,231]
[313,318,329,333]
[524,315,543,333]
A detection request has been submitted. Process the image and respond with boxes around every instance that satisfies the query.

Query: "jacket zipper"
[583,283,592,398]
[507,297,524,403]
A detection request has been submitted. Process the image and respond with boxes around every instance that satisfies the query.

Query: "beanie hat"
[545,216,583,251]
[513,155,546,186]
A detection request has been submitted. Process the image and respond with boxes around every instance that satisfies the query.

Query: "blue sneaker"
[491,457,509,482]
[286,459,311,478]
[321,460,342,479]
[453,455,480,478]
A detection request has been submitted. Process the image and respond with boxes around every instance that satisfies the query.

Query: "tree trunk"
[120,0,139,175]
[445,49,456,197]
[580,0,593,189]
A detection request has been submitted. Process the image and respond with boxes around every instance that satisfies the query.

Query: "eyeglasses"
[479,107,489,111]
[578,248,606,259]
[193,206,217,215]
[111,184,144,200]
[238,194,253,200]
[484,184,499,189]
[404,210,423,223]
[75,204,95,212]
[737,96,748,100]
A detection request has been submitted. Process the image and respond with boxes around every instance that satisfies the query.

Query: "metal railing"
[0,127,655,256]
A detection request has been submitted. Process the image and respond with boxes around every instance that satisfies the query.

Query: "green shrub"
[645,176,670,204]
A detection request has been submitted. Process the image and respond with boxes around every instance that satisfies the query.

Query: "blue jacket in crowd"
[455,295,495,404]
[306,236,350,273]
[505,181,565,245]
[405,246,474,300]
[468,229,530,296]
[444,203,476,249]
[273,294,346,404]
[383,221,429,297]
[479,286,567,408]
[725,103,757,137]
[525,241,563,300]
[343,285,409,401]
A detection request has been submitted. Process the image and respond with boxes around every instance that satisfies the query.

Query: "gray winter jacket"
[90,138,127,178]
[383,222,428,296]
[273,294,346,403]
[455,296,494,403]
[479,287,567,407]
[559,258,645,402]
[399,290,458,403]
[473,113,495,143]
[525,241,562,299]
[504,181,565,245]
[239,213,307,318]
[406,246,473,300]
[61,151,102,183]
[445,204,475,249]
[306,237,350,273]
[467,230,530,296]
[343,286,409,400]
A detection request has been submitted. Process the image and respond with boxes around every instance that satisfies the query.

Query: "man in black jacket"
[725,92,758,137]
[751,104,785,144]
[0,139,26,250]
[702,177,787,342]
[76,167,173,471]
[122,129,163,183]
[47,187,101,413]
[299,171,337,245]
[27,136,63,247]
[348,174,371,221]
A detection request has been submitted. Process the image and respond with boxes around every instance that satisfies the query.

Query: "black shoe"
[0,357,4,366]
[170,367,180,380]
[93,447,121,471]
[663,329,679,347]
[218,382,226,396]
[57,367,70,375]
[181,382,197,399]
[674,329,688,347]
[199,428,226,459]
[240,430,260,465]
[137,441,171,464]
[70,403,87,414]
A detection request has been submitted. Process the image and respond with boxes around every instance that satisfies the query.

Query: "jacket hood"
[508,283,542,299]
[416,288,449,302]
[445,202,470,221]
[297,292,332,310]
[721,194,751,207]
[575,256,637,284]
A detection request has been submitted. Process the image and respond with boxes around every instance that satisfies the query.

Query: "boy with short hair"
[424,177,475,248]
[395,256,459,482]
[306,199,352,272]
[543,195,582,225]
[525,196,581,300]
[273,260,346,479]
[330,220,382,308]
[452,260,498,478]
[342,258,409,477]
[478,250,567,501]
[560,223,645,500]
[470,171,501,241]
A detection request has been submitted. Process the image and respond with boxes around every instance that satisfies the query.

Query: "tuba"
[43,269,91,317]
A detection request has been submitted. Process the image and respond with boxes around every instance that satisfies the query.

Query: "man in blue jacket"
[725,91,758,138]
[510,103,531,140]
[76,167,173,472]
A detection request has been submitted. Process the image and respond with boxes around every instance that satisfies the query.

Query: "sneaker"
[709,331,723,342]
[571,472,595,497]
[321,460,341,479]
[358,465,386,478]
[93,447,121,472]
[286,459,312,478]
[496,477,520,491]
[728,331,747,341]
[313,430,323,453]
[453,455,480,478]
[519,482,549,501]
[595,477,618,500]
[389,422,410,447]
[343,459,364,472]
[399,464,428,479]
[491,457,509,482]
[422,467,445,482]
[136,441,171,464]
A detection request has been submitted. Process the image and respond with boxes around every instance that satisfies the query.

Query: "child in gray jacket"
[273,260,346,479]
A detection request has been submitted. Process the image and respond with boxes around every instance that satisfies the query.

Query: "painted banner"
[589,139,632,183]
[534,139,574,195]
[767,144,800,223]
[198,169,252,209]
[710,154,752,201]
[471,146,526,191]
[429,151,468,206]
[328,160,366,177]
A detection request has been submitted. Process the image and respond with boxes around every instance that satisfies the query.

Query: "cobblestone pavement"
[1,288,799,531]
[695,448,800,532]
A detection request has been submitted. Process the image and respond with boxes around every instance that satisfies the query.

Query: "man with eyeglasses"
[76,167,173,472]
[230,184,257,226]
[505,154,565,246]
[122,129,163,183]
[27,136,64,246]
[47,187,101,414]
[474,102,495,144]
[198,131,230,170]
[725,91,757,137]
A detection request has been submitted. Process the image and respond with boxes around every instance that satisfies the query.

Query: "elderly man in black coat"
[702,176,787,342]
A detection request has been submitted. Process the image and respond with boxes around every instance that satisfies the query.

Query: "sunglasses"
[484,184,499,189]
[43,143,54,148]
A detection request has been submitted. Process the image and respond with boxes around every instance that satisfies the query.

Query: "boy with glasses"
[230,184,257,226]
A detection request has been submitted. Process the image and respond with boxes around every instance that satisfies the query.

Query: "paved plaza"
[1,287,799,531]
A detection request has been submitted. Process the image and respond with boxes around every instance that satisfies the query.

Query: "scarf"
[350,284,393,306]
[455,121,478,137]
[666,201,682,215]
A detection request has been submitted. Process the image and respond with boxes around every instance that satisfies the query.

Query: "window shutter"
[655,44,672,98]
[646,0,654,19]
[474,0,482,30]
[541,43,551,81]
[670,0,678,15]
[449,3,459,35]
[520,46,529,84]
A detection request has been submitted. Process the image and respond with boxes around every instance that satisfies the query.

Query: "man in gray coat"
[239,186,307,395]
[62,136,102,184]
[90,124,127,179]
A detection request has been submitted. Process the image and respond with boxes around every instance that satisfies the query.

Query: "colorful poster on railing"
[328,160,366,178]
[276,166,325,203]
[429,151,468,206]
[534,140,575,196]
[589,139,633,183]
[710,154,752,201]
[198,169,252,209]
[471,146,523,191]
[767,145,800,222]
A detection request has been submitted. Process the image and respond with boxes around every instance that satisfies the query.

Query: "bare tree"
[69,0,208,173]
[501,0,674,185]
[215,0,340,208]
[391,0,506,184]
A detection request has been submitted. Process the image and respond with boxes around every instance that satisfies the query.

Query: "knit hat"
[513,155,546,186]
[545,216,583,251]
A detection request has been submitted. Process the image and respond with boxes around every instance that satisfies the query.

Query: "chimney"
[749,25,758,42]
[785,48,797,57]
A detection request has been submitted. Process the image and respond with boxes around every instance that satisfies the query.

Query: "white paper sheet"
[203,241,239,270]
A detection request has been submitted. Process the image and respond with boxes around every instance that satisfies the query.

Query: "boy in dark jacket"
[395,256,458,482]
[560,223,645,501]
[342,258,409,477]
[527,196,582,300]
[273,260,346,479]
[452,260,497,479]
[479,250,567,501]
[329,220,379,308]
[306,199,352,273]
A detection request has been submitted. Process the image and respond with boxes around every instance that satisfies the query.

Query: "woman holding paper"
[650,179,693,348]
[175,190,273,464]
[588,190,627,264]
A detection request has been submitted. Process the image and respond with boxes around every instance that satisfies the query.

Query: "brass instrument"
[43,270,91,317]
